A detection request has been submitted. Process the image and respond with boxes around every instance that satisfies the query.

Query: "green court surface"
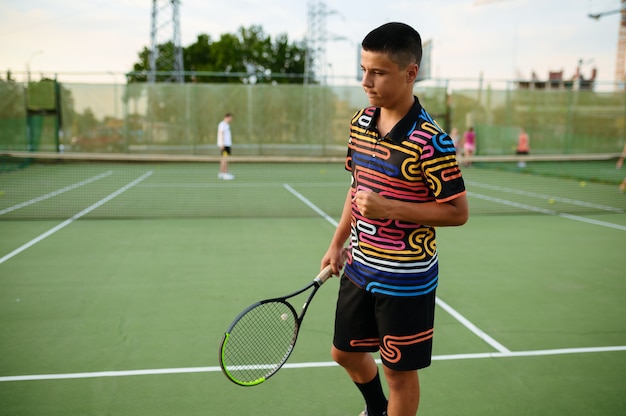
[1,159,625,415]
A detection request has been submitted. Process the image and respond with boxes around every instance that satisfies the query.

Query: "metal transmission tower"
[305,1,323,84]
[305,1,342,85]
[148,0,184,83]
[303,1,337,153]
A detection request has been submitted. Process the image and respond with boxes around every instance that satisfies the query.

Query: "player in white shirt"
[217,113,234,180]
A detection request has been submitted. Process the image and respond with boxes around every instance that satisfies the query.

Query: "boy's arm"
[322,188,353,275]
[352,190,469,227]
[217,125,224,148]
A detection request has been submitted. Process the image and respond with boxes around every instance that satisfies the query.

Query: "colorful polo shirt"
[343,96,466,297]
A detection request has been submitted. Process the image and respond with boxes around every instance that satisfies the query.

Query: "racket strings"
[222,301,298,384]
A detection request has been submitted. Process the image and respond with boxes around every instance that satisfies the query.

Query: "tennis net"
[0,151,624,220]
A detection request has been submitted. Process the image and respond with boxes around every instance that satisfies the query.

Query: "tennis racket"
[218,264,336,387]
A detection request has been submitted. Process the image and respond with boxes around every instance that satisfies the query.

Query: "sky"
[0,0,623,88]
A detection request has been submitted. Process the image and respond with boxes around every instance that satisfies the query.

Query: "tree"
[0,74,25,149]
[128,25,306,84]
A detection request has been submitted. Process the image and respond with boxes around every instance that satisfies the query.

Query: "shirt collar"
[366,96,423,143]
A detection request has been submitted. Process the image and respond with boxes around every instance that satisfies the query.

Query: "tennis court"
[1,154,625,415]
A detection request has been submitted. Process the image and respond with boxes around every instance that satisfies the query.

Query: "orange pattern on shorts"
[380,329,434,364]
[350,338,380,348]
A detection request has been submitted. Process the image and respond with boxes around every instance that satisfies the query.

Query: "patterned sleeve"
[414,110,466,202]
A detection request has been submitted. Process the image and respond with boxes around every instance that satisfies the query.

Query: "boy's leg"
[374,291,434,415]
[333,277,388,414]
[383,366,420,416]
[331,347,388,415]
[331,348,378,383]
[220,149,228,174]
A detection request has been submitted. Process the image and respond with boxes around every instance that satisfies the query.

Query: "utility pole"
[589,0,626,89]
[304,1,324,85]
[305,1,344,85]
[148,0,184,83]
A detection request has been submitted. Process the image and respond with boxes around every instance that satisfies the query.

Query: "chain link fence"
[1,78,625,157]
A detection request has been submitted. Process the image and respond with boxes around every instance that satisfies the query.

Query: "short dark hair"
[361,22,422,68]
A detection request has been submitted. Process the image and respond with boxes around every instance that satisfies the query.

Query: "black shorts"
[333,275,436,371]
[221,146,232,157]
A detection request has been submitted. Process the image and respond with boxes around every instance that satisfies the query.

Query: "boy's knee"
[331,346,367,368]
[383,367,419,391]
[331,345,347,365]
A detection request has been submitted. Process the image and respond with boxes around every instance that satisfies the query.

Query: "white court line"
[283,183,338,227]
[0,171,113,216]
[2,183,623,384]
[0,171,153,265]
[466,180,623,213]
[436,297,510,353]
[2,345,625,382]
[469,192,626,231]
[138,182,346,188]
[283,183,509,352]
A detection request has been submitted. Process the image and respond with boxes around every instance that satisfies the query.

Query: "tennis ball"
[548,198,555,204]
[280,313,288,321]
[0,191,4,196]
[580,181,586,187]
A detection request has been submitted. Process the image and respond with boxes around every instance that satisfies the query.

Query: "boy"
[321,23,469,416]
[217,113,234,180]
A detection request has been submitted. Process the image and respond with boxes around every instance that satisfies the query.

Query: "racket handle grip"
[315,250,348,285]
[315,264,334,285]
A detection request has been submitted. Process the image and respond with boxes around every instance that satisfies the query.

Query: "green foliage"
[129,25,306,84]
[0,76,25,150]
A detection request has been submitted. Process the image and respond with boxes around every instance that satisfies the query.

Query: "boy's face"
[360,49,418,109]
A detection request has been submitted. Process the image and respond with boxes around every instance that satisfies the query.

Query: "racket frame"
[218,265,334,386]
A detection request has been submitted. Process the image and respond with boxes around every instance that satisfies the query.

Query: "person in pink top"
[516,127,530,168]
[461,126,476,166]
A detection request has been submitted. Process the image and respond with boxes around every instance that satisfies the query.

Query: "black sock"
[354,371,387,416]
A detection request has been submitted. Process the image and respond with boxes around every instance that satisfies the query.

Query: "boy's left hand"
[353,190,389,219]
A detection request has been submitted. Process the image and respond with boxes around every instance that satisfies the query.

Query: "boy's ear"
[407,64,419,83]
